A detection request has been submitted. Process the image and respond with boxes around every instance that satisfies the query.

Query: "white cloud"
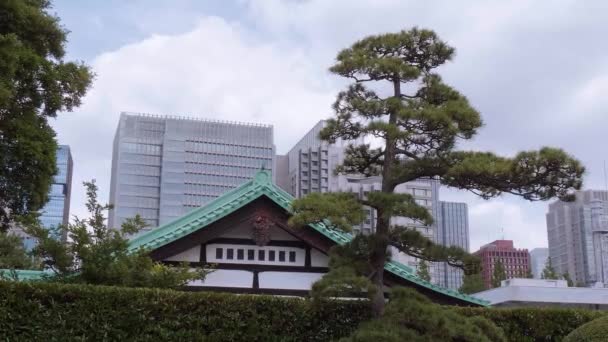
[51,0,608,253]
[52,15,337,219]
[468,200,547,252]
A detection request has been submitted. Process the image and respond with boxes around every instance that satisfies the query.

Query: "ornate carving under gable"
[252,211,274,246]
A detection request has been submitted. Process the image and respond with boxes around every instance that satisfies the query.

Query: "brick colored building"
[474,240,531,289]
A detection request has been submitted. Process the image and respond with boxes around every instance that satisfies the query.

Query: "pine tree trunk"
[369,78,402,318]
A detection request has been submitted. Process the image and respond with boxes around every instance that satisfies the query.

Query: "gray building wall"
[546,190,608,287]
[530,247,549,279]
[109,112,275,231]
[435,201,469,289]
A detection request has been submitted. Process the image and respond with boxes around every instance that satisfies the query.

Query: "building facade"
[435,201,470,289]
[109,112,275,231]
[124,169,486,306]
[474,240,531,289]
[530,247,549,279]
[546,190,608,287]
[38,145,73,234]
[12,145,73,249]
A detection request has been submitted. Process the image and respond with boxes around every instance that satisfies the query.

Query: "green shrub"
[0,281,604,341]
[340,287,505,341]
[563,315,608,342]
[0,281,370,341]
[456,307,605,341]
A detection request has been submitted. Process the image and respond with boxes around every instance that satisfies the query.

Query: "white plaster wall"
[259,272,324,290]
[221,224,298,241]
[188,269,253,288]
[310,248,329,267]
[164,245,200,262]
[206,243,305,266]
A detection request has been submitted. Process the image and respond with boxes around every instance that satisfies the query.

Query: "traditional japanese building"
[127,169,486,306]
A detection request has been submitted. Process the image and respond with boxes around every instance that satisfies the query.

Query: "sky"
[49,0,608,252]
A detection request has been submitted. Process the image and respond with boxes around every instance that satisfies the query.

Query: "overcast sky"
[50,0,608,251]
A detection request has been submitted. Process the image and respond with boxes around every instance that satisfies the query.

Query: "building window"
[258,250,265,261]
[279,251,286,262]
[248,249,255,260]
[237,249,244,260]
[289,251,296,262]
[216,248,223,259]
[269,250,276,261]
[227,248,234,260]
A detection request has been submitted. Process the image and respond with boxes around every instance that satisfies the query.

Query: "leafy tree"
[491,260,507,288]
[416,259,431,282]
[25,180,210,288]
[0,0,93,231]
[541,257,559,280]
[289,27,583,316]
[0,231,38,269]
[459,272,485,294]
[562,272,574,287]
[340,287,506,341]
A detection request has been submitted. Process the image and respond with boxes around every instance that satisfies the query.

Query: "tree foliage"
[491,260,507,288]
[459,272,485,294]
[340,287,506,342]
[290,27,583,317]
[541,257,559,280]
[416,259,431,282]
[0,231,39,272]
[562,272,574,287]
[0,0,93,231]
[25,181,210,288]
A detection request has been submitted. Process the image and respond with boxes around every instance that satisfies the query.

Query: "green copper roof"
[129,169,488,306]
[0,269,51,281]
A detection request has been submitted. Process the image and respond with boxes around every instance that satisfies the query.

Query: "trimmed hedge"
[456,307,605,342]
[0,281,604,341]
[0,281,370,341]
[563,315,608,342]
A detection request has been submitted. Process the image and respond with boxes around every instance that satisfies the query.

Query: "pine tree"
[491,260,507,288]
[416,259,431,282]
[289,27,584,317]
[459,272,485,294]
[541,257,559,280]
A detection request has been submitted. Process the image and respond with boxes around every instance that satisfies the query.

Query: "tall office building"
[109,112,275,231]
[39,145,73,231]
[546,190,608,287]
[278,120,440,280]
[15,145,73,249]
[474,240,530,289]
[529,247,549,279]
[435,201,470,289]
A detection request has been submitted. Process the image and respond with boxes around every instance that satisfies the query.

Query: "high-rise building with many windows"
[546,190,608,287]
[474,240,530,289]
[14,145,73,249]
[109,112,274,231]
[435,201,470,289]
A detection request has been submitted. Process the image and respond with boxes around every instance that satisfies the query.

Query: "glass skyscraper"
[435,201,470,289]
[109,112,275,231]
[39,146,73,232]
[17,145,73,249]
